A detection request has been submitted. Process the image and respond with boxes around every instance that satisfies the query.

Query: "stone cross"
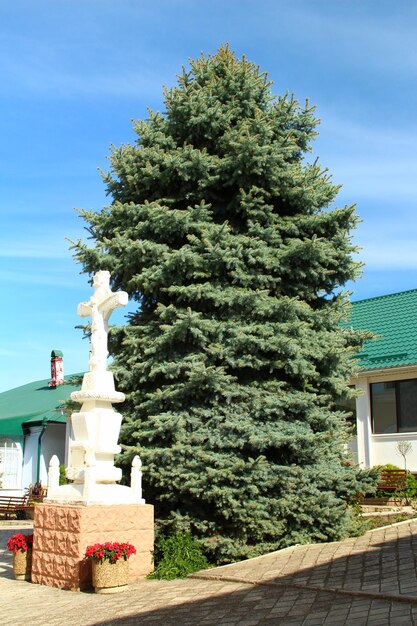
[77,271,128,372]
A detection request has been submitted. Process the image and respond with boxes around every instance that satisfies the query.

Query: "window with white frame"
[371,379,417,434]
[0,438,21,489]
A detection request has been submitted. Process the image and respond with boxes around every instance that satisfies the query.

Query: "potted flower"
[6,533,34,581]
[85,541,136,594]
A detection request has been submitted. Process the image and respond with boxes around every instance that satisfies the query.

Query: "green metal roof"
[348,288,417,371]
[0,376,81,436]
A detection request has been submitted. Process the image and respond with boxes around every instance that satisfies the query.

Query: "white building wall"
[39,424,66,485]
[346,437,358,464]
[355,378,373,467]
[22,426,42,489]
[22,423,66,489]
[64,414,73,466]
[354,367,417,471]
[370,433,417,471]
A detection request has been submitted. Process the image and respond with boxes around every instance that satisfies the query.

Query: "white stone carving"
[47,455,60,493]
[77,271,128,373]
[46,270,145,506]
[131,455,145,504]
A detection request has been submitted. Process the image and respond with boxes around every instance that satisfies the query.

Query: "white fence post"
[48,455,60,493]
[131,455,145,504]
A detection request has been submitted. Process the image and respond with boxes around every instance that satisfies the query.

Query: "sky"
[0,0,416,392]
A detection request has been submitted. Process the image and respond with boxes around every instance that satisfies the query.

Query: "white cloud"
[309,113,417,201]
[0,221,85,260]
[321,115,416,150]
[274,2,417,76]
[0,242,71,259]
[0,268,82,287]
[0,30,170,99]
[359,242,417,269]
[333,160,417,201]
[354,217,417,269]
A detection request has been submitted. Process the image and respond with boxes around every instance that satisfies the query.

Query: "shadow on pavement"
[91,527,417,626]
[2,522,417,625]
[93,583,369,626]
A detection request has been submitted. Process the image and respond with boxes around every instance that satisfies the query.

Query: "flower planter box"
[7,533,34,581]
[92,558,129,594]
[13,549,32,581]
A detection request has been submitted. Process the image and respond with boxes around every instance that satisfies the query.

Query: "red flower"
[6,533,34,553]
[84,540,136,563]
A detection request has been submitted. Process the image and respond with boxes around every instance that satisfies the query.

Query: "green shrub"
[346,502,372,537]
[148,532,209,580]
[59,464,68,485]
[372,464,417,500]
[406,473,417,499]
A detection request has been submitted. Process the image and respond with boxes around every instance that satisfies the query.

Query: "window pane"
[398,380,417,432]
[0,439,20,489]
[372,382,397,433]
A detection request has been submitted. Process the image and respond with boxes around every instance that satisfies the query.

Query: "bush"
[372,464,417,501]
[148,532,209,580]
[406,473,417,499]
[346,502,373,537]
[59,464,68,485]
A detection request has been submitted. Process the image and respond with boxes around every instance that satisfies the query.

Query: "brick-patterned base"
[31,503,154,590]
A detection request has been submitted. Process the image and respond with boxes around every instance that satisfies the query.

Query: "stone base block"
[31,502,154,590]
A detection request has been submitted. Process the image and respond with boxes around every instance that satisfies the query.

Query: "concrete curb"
[195,518,417,576]
[205,543,300,569]
[189,572,417,606]
[365,516,417,532]
[0,521,33,528]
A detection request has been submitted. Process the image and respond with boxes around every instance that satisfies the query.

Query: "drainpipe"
[36,419,48,484]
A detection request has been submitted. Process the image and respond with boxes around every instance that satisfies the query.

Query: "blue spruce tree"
[73,46,376,562]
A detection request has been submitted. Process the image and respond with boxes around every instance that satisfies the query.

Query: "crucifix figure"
[77,271,128,372]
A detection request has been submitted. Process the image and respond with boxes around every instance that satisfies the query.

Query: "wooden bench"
[361,469,409,506]
[377,469,407,492]
[0,495,28,519]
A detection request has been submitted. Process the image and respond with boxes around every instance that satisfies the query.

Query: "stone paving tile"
[195,519,417,598]
[3,520,417,624]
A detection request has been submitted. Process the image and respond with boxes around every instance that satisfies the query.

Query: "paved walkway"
[2,520,417,625]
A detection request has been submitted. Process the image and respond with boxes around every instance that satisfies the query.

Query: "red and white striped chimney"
[48,350,64,387]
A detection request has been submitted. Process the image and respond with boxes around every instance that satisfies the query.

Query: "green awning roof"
[0,376,81,436]
[347,288,417,371]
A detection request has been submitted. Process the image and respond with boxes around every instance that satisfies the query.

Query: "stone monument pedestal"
[32,502,154,590]
[31,272,155,591]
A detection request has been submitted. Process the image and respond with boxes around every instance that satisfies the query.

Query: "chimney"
[48,350,64,387]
